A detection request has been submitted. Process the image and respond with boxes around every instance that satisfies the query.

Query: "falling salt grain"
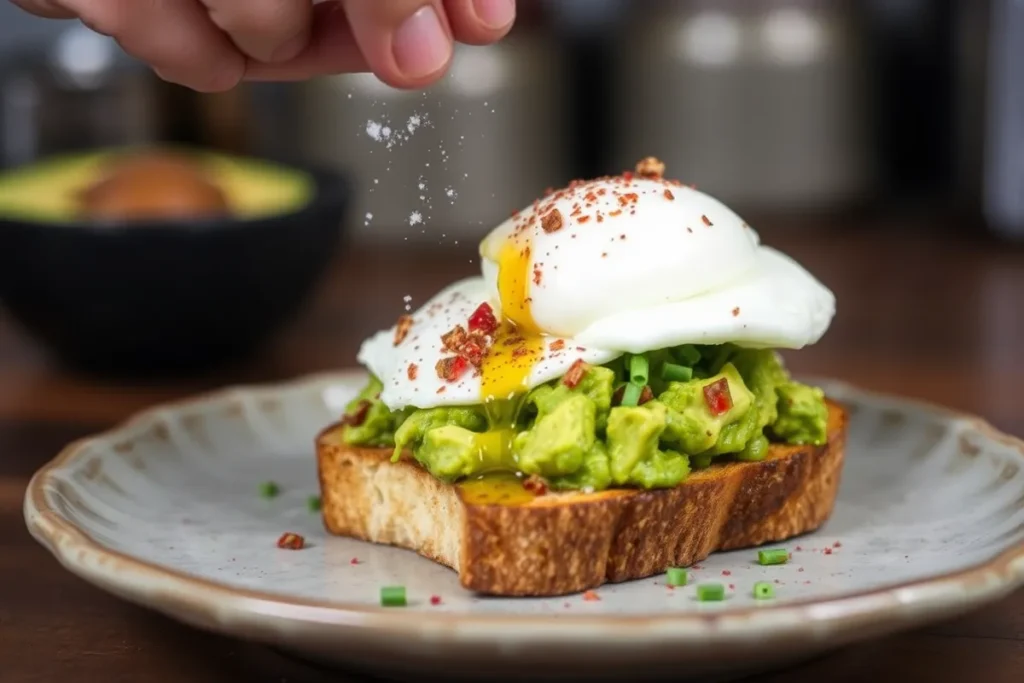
[409,211,423,226]
[407,115,422,133]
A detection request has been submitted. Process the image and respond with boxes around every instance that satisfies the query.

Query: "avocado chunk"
[659,363,757,458]
[772,382,829,446]
[606,401,691,488]
[340,376,411,448]
[514,393,597,478]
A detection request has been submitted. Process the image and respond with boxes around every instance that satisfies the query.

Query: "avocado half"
[0,148,315,223]
[0,148,348,376]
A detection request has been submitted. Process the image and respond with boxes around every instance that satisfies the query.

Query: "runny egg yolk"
[480,237,546,404]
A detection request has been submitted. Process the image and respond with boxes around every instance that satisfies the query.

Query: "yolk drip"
[479,238,546,403]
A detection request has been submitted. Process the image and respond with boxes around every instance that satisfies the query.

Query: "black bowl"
[0,162,349,377]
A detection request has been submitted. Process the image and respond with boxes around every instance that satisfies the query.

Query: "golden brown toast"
[316,400,847,597]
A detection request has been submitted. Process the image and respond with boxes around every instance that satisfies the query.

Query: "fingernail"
[269,30,310,63]
[473,0,515,30]
[393,6,451,79]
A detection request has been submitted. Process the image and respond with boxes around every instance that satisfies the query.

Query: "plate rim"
[22,370,1024,645]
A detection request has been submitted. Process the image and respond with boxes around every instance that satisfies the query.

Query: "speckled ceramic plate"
[24,372,1024,682]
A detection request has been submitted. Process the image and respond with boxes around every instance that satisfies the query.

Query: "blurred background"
[0,0,1020,433]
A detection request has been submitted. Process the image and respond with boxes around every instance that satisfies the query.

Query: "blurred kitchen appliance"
[611,0,872,213]
[0,25,161,168]
[296,26,568,241]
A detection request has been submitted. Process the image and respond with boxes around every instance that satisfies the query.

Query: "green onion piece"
[307,495,322,513]
[758,548,789,566]
[629,354,649,385]
[666,567,688,587]
[661,362,693,382]
[380,586,407,607]
[621,382,643,407]
[696,583,726,601]
[259,481,280,499]
[675,344,702,366]
[753,582,775,600]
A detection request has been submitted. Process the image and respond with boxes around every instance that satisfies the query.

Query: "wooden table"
[2,226,1022,682]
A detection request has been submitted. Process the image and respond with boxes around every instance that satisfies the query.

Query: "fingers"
[244,1,367,82]
[341,0,453,88]
[60,0,245,92]
[198,0,313,63]
[443,0,515,46]
[9,0,75,18]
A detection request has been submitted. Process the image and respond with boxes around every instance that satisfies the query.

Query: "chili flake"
[277,532,305,550]
[468,302,498,335]
[407,363,418,380]
[635,156,666,179]
[430,595,442,606]
[703,378,733,416]
[533,268,543,285]
[732,307,741,317]
[436,355,470,382]
[549,339,566,352]
[638,386,654,405]
[701,214,713,227]
[341,400,371,427]
[563,359,589,388]
[541,208,564,233]
[393,315,413,346]
[523,475,548,496]
[582,590,601,602]
[664,189,675,200]
[577,215,591,224]
[441,325,468,353]
[350,557,360,565]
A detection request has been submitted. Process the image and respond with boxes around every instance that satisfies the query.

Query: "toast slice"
[316,400,847,597]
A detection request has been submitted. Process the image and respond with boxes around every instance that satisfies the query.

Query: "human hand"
[10,0,516,92]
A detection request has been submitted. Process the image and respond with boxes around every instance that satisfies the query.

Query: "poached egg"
[358,160,834,410]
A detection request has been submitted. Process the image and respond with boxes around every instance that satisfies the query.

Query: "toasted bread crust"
[316,401,847,596]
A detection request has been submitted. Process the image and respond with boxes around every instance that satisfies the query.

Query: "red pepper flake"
[541,208,564,233]
[277,532,305,550]
[533,268,543,285]
[563,359,590,388]
[429,595,442,606]
[795,546,803,551]
[549,339,566,352]
[732,307,740,317]
[436,355,470,382]
[728,584,735,590]
[638,386,654,405]
[582,590,601,602]
[468,302,498,335]
[618,192,639,206]
[393,315,413,346]
[441,325,468,353]
[523,475,548,496]
[596,214,604,223]
[622,171,634,182]
[577,215,591,224]
[833,541,842,548]
[601,252,608,258]
[436,386,446,395]
[664,189,675,200]
[635,156,666,179]
[703,378,733,416]
[350,557,360,565]
[341,400,371,427]
[407,363,418,380]
[609,209,623,217]
[701,214,713,227]
[824,547,833,555]
[721,570,732,576]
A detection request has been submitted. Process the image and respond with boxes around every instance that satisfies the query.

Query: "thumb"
[9,0,76,18]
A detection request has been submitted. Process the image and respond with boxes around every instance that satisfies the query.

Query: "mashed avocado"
[340,345,829,491]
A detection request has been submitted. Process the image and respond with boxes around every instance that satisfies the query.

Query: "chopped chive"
[621,382,643,407]
[758,548,789,566]
[629,354,649,385]
[259,481,280,498]
[675,344,702,366]
[696,583,726,601]
[666,567,688,587]
[661,362,693,382]
[380,586,407,607]
[307,495,322,513]
[753,582,775,600]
